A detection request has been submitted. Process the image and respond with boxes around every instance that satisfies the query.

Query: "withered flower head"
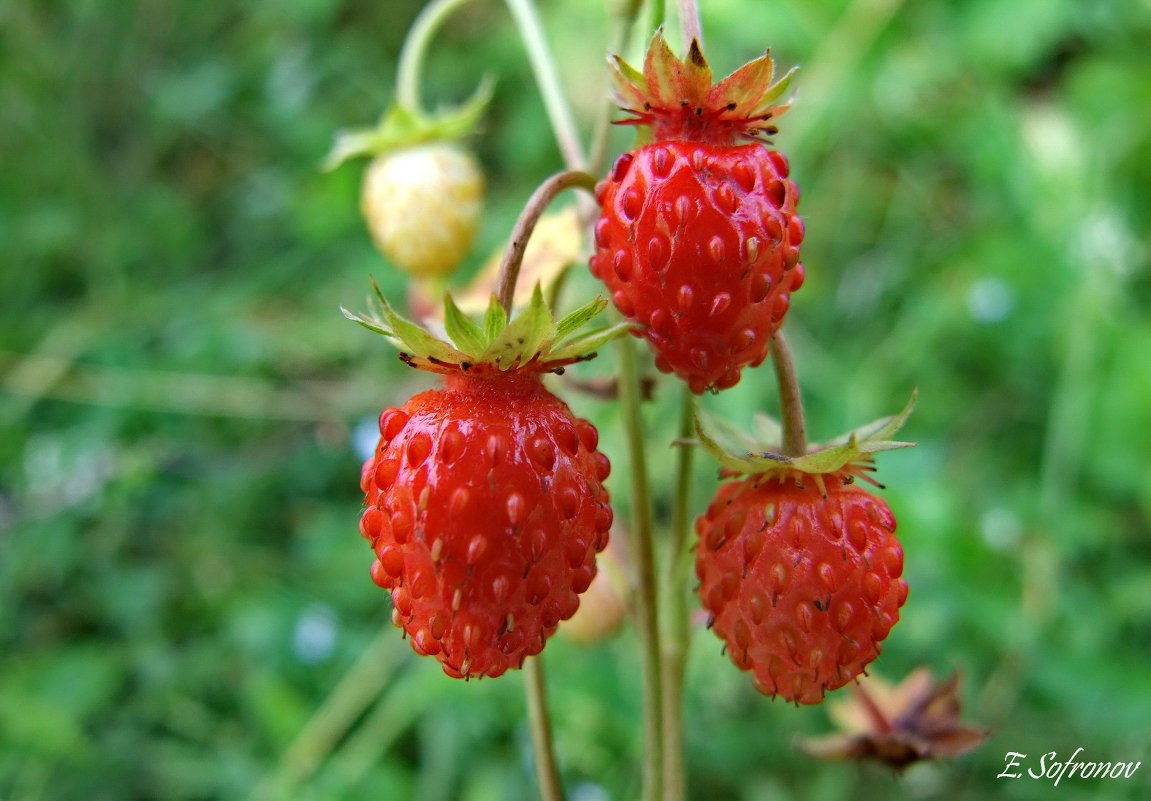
[797,669,991,770]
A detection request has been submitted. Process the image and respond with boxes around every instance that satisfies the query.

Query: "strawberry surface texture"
[360,373,613,679]
[695,473,907,704]
[591,144,805,393]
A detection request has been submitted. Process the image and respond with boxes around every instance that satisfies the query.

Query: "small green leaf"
[549,321,632,362]
[554,297,608,342]
[371,290,467,364]
[750,67,797,116]
[694,413,765,473]
[823,389,918,448]
[482,284,555,366]
[432,76,495,140]
[482,295,507,343]
[442,293,486,356]
[340,306,397,340]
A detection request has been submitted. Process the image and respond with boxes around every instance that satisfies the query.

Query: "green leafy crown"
[342,280,631,376]
[694,392,918,493]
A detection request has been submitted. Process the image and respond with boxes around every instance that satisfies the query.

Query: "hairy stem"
[503,0,587,170]
[660,385,695,801]
[396,0,475,112]
[770,330,807,457]
[616,334,664,801]
[495,170,598,313]
[589,1,644,175]
[524,656,565,801]
[676,0,702,50]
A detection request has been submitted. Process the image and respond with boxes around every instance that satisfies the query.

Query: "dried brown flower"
[797,668,991,770]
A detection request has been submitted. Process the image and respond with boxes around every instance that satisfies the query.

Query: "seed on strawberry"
[361,143,483,278]
[346,285,628,678]
[695,472,907,704]
[590,31,804,393]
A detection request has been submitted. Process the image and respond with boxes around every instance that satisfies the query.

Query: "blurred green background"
[2,0,1150,799]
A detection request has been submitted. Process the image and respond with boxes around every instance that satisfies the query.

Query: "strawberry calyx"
[610,28,796,146]
[342,279,631,376]
[693,391,918,493]
[323,78,493,171]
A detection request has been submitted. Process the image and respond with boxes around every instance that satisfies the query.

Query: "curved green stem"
[616,334,664,801]
[503,0,587,170]
[660,385,695,801]
[524,656,565,801]
[495,170,598,313]
[396,0,475,113]
[770,330,807,457]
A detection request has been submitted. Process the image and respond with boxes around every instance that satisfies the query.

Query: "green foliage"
[3,0,1150,800]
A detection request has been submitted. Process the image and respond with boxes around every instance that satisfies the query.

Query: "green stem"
[396,0,475,113]
[616,334,664,801]
[660,385,695,801]
[524,656,566,801]
[495,170,598,313]
[589,2,644,176]
[770,330,807,457]
[503,0,587,170]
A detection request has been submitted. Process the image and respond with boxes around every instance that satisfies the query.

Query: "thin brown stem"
[495,170,598,314]
[524,656,565,801]
[770,330,807,457]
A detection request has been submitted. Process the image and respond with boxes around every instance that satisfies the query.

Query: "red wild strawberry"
[590,31,805,393]
[692,393,917,703]
[695,472,907,704]
[347,285,627,678]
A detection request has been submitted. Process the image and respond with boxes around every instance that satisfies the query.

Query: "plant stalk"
[396,0,475,113]
[770,330,807,457]
[616,333,664,801]
[589,1,644,176]
[503,0,588,170]
[676,0,702,49]
[660,385,695,801]
[524,656,566,801]
[495,170,598,313]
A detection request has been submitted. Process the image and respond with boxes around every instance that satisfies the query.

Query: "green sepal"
[345,278,628,373]
[481,284,556,366]
[442,293,487,355]
[555,297,609,342]
[324,76,494,171]
[550,321,634,362]
[342,278,468,363]
[482,295,508,344]
[695,390,918,477]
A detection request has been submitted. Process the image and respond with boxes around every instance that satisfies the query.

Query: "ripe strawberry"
[346,286,627,678]
[695,472,907,704]
[590,32,805,393]
[361,143,484,278]
[692,393,917,703]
